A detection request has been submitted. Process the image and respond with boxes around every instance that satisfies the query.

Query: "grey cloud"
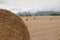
[0,0,5,4]
[0,0,60,12]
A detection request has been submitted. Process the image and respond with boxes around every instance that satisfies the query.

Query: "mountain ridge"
[17,11,60,16]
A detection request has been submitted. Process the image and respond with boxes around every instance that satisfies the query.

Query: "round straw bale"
[0,9,30,40]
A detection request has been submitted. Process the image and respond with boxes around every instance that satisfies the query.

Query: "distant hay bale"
[25,18,28,21]
[50,18,53,20]
[0,9,30,40]
[33,17,36,20]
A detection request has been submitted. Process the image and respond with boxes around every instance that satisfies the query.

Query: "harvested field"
[0,9,30,40]
[21,16,60,40]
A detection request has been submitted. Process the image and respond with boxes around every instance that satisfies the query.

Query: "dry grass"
[21,16,60,40]
[0,9,30,40]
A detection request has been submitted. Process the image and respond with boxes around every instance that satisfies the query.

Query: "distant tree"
[26,15,28,16]
[50,12,60,16]
[28,14,31,16]
[25,14,31,16]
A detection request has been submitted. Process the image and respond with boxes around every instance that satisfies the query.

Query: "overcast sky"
[0,0,60,13]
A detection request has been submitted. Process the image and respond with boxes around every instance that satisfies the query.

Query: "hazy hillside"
[17,11,60,16]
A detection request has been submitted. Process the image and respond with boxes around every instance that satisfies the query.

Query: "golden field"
[21,16,60,40]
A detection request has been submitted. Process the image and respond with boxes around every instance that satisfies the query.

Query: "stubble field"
[21,16,60,40]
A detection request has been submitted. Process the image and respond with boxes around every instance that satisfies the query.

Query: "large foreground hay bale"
[0,9,30,40]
